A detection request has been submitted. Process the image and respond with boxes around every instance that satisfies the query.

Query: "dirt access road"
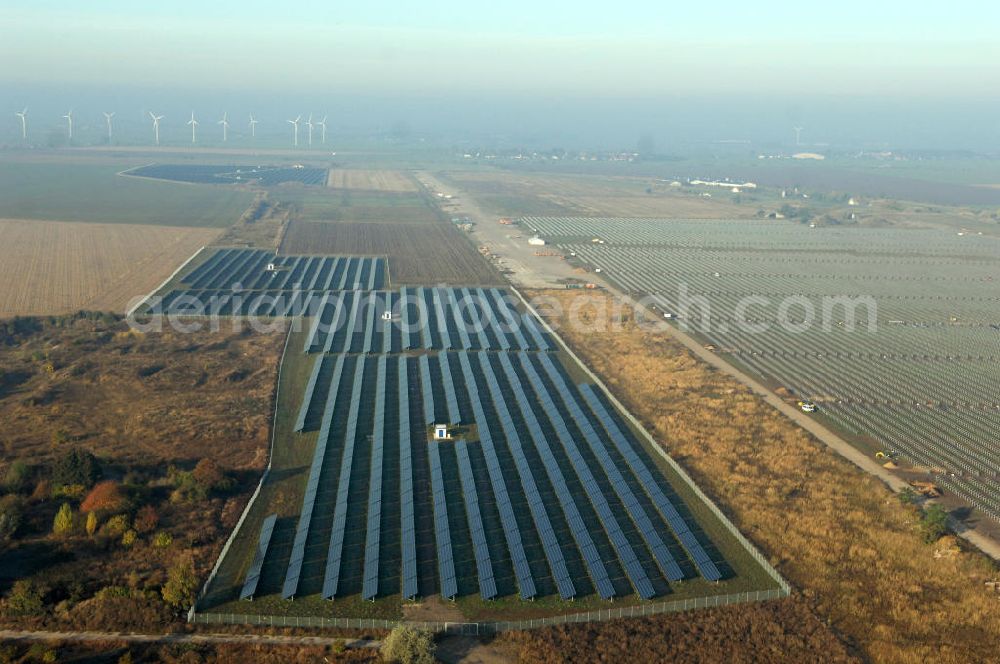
[429,170,1000,563]
[414,171,582,289]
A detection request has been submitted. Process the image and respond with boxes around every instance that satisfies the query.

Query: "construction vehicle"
[797,400,817,413]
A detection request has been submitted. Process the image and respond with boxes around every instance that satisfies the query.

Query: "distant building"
[528,236,546,246]
[792,153,826,160]
[433,424,453,441]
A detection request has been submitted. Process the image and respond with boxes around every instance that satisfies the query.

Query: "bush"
[134,505,159,534]
[921,504,949,543]
[122,529,138,548]
[51,448,101,488]
[380,625,436,664]
[3,580,44,617]
[80,481,129,515]
[152,531,173,548]
[52,502,75,536]
[2,460,30,493]
[0,495,24,542]
[102,514,129,538]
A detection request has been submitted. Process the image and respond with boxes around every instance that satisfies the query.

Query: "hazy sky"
[2,2,998,96]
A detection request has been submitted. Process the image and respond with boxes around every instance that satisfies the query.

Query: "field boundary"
[509,286,792,597]
[189,323,293,621]
[126,245,206,318]
[189,588,787,633]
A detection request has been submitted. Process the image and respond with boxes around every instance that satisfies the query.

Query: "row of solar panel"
[302,287,552,353]
[260,350,722,602]
[182,248,386,291]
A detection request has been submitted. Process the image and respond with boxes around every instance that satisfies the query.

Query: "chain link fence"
[190,586,788,634]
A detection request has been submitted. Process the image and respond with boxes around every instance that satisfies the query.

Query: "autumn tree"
[162,554,198,610]
[52,503,74,536]
[80,480,129,516]
[134,505,159,534]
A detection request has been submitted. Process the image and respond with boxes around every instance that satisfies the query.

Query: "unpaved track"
[0,628,378,649]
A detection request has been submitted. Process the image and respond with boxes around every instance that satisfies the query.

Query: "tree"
[3,460,30,493]
[3,580,44,617]
[0,495,24,543]
[52,502,74,536]
[921,504,949,543]
[86,511,98,537]
[380,625,436,664]
[80,480,129,515]
[51,448,100,488]
[161,554,198,610]
[192,458,226,491]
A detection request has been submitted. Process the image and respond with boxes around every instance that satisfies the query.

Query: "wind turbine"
[218,111,229,142]
[149,111,164,145]
[103,112,115,142]
[15,108,27,140]
[248,113,258,138]
[187,111,199,144]
[288,115,301,147]
[793,126,803,147]
[62,109,73,142]
[318,115,327,144]
[306,113,314,147]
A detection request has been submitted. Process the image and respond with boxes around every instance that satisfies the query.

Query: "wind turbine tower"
[318,116,327,144]
[15,108,27,141]
[63,109,74,142]
[306,113,314,147]
[218,112,230,142]
[249,114,258,138]
[288,115,301,147]
[149,112,164,146]
[793,126,803,147]
[188,111,199,144]
[103,112,115,142]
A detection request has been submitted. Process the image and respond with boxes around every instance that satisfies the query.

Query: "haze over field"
[3,2,999,150]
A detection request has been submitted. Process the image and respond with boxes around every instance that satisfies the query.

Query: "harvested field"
[0,219,220,317]
[327,169,418,192]
[529,289,1000,664]
[279,220,501,286]
[276,189,440,224]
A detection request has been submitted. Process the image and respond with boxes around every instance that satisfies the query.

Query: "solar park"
[179,247,780,622]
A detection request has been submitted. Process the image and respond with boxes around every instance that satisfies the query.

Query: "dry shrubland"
[523,290,1000,664]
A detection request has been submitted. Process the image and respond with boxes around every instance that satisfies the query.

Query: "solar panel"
[535,352,684,583]
[578,383,722,582]
[360,292,377,354]
[399,357,419,599]
[475,352,575,600]
[313,292,344,354]
[516,354,656,597]
[362,356,388,601]
[281,355,347,599]
[428,441,458,599]
[239,513,277,601]
[335,256,351,291]
[460,288,492,350]
[418,288,434,350]
[382,291,394,353]
[321,356,368,599]
[456,352,536,599]
[367,257,379,290]
[419,354,436,425]
[437,352,462,424]
[479,288,511,351]
[340,291,362,353]
[521,311,551,351]
[495,353,617,599]
[446,289,473,350]
[294,355,328,432]
[432,288,453,350]
[455,440,498,600]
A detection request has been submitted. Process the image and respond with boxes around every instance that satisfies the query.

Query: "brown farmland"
[279,220,502,286]
[0,219,220,317]
[522,290,1000,664]
[326,169,419,192]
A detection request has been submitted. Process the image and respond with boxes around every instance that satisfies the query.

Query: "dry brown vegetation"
[327,169,418,192]
[0,639,378,663]
[279,220,501,286]
[0,314,283,632]
[0,219,220,317]
[504,597,858,664]
[521,290,1000,663]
